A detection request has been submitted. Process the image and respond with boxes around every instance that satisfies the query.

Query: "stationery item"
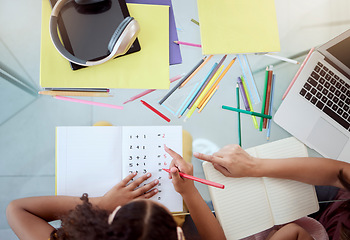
[43,88,109,92]
[222,105,272,119]
[202,137,319,239]
[49,0,141,70]
[237,55,260,104]
[282,48,315,100]
[174,41,202,48]
[264,54,300,65]
[126,0,182,65]
[54,96,123,109]
[191,19,200,26]
[274,29,350,161]
[141,100,171,122]
[39,91,111,97]
[123,74,183,104]
[180,55,213,88]
[159,57,205,105]
[162,168,224,189]
[267,75,275,140]
[241,76,258,129]
[260,67,270,131]
[237,77,250,111]
[188,55,227,108]
[56,126,183,212]
[186,63,218,109]
[263,66,274,129]
[41,2,170,89]
[198,57,236,109]
[186,65,225,120]
[177,82,200,117]
[236,83,241,146]
[197,0,280,55]
[198,86,218,113]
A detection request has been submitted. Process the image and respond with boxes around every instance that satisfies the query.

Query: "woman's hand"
[164,145,195,195]
[98,172,159,211]
[194,144,261,178]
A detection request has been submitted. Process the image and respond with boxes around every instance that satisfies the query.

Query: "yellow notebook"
[40,2,169,89]
[197,0,280,55]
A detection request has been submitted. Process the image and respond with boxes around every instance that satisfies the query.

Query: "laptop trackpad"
[306,117,348,159]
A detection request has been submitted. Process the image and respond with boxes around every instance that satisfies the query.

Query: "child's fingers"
[119,172,137,186]
[126,173,152,190]
[170,167,182,185]
[132,179,159,197]
[140,188,159,199]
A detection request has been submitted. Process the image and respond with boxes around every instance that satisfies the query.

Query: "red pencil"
[141,100,171,122]
[162,168,225,189]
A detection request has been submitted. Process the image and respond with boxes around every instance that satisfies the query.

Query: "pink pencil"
[162,168,225,189]
[54,96,123,109]
[282,47,315,100]
[174,41,202,48]
[123,74,184,104]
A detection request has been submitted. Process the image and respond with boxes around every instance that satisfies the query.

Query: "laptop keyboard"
[299,62,350,131]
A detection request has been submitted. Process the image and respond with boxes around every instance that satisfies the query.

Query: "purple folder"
[126,0,182,65]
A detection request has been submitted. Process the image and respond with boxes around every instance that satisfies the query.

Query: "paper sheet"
[40,2,170,89]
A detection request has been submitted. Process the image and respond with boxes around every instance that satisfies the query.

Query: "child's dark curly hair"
[50,194,178,240]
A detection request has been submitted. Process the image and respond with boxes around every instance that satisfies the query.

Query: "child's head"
[51,194,182,240]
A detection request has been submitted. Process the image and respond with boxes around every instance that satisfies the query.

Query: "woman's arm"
[194,144,350,189]
[6,172,159,240]
[165,146,226,240]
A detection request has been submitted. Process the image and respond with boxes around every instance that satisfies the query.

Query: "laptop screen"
[327,36,350,70]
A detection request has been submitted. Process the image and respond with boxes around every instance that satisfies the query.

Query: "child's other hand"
[164,145,195,195]
[98,172,159,212]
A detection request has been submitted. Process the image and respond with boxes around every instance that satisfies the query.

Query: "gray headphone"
[49,0,140,66]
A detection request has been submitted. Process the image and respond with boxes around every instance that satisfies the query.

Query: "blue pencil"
[267,74,276,140]
[177,82,200,117]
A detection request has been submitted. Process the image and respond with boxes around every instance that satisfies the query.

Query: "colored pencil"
[141,100,170,122]
[177,82,200,117]
[282,47,315,100]
[54,96,123,109]
[39,91,111,97]
[264,54,299,64]
[236,83,242,147]
[180,55,213,88]
[198,57,236,109]
[186,63,218,109]
[241,76,258,129]
[267,74,276,140]
[198,86,218,113]
[263,66,273,129]
[260,67,269,131]
[123,74,184,104]
[174,41,202,48]
[162,168,224,189]
[159,57,205,105]
[187,55,227,108]
[191,18,200,26]
[237,77,250,111]
[222,105,272,119]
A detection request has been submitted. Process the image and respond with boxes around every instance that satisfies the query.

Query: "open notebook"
[202,137,319,240]
[56,126,183,212]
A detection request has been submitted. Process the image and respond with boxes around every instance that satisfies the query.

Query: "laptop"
[274,29,350,162]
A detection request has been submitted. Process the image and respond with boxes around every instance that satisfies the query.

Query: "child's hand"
[98,172,159,212]
[164,145,195,195]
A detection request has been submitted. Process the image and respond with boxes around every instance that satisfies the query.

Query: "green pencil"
[236,83,241,147]
[260,66,270,131]
[222,105,272,119]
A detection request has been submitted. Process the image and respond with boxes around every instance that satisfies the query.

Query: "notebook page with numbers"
[56,126,183,212]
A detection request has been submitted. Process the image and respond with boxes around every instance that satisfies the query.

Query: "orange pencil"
[198,86,218,113]
[263,67,273,128]
[198,57,236,109]
[180,55,213,88]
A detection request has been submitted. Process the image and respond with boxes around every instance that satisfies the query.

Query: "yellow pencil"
[198,86,218,113]
[198,57,236,109]
[38,91,111,97]
[180,55,213,88]
[184,65,224,121]
[241,76,258,129]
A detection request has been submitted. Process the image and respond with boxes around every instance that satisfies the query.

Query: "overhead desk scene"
[1,0,350,239]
